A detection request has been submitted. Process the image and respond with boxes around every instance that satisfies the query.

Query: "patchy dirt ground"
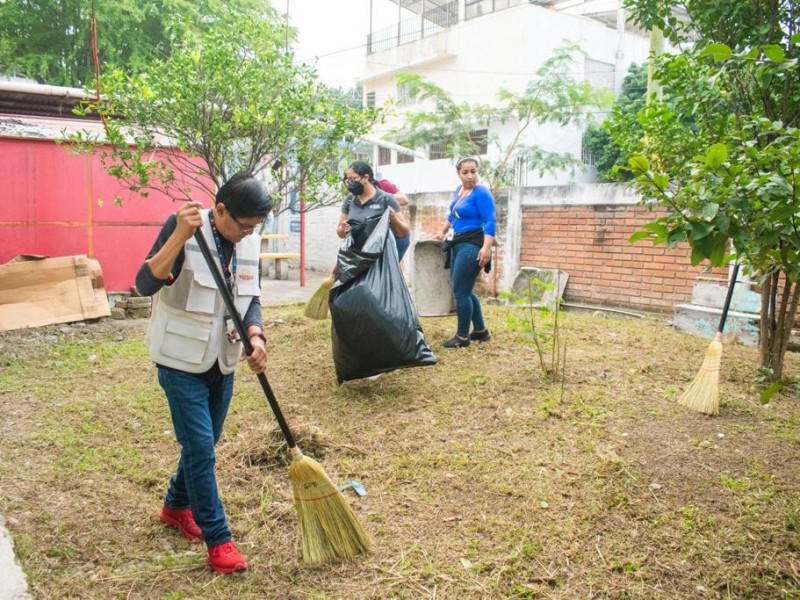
[1,304,799,599]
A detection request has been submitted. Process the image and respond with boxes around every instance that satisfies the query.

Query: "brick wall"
[519,203,721,313]
[405,185,728,314]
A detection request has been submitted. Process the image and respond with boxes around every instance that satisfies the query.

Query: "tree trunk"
[759,271,800,381]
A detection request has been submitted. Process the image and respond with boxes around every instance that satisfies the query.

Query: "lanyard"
[208,210,237,294]
[452,186,472,220]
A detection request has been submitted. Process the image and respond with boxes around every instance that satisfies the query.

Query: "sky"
[269,0,400,89]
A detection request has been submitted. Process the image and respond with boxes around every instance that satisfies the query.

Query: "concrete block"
[673,303,760,346]
[0,516,31,599]
[275,258,289,280]
[126,307,152,319]
[691,280,761,313]
[507,267,568,308]
[411,240,454,317]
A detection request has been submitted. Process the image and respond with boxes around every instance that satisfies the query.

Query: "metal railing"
[367,0,459,54]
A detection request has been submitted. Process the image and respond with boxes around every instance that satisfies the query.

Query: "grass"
[0,306,799,598]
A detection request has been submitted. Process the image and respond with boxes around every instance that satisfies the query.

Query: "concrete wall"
[299,204,342,271]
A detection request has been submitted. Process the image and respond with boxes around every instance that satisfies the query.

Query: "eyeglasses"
[343,175,362,185]
[231,214,259,234]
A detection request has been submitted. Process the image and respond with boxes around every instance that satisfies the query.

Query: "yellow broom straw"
[677,263,739,416]
[303,271,335,320]
[195,232,371,563]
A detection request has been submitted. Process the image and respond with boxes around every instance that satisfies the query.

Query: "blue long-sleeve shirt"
[447,184,496,237]
[135,214,263,329]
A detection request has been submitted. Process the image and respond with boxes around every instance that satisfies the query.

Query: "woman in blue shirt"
[435,156,496,348]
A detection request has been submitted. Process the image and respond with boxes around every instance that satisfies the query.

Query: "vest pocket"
[186,273,218,314]
[161,318,212,364]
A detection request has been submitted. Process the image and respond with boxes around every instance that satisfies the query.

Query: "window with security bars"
[378,147,392,166]
[581,135,597,166]
[365,92,376,108]
[429,141,448,160]
[469,129,488,154]
[396,83,412,106]
[397,145,415,164]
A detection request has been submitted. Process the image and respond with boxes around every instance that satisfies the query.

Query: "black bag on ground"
[330,210,436,383]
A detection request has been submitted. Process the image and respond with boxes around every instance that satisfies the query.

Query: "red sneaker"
[160,506,203,542]
[207,541,248,574]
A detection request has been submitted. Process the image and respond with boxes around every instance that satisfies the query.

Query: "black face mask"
[345,179,365,196]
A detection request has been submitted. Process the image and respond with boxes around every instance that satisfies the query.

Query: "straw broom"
[194,232,371,563]
[677,263,740,416]
[303,271,335,320]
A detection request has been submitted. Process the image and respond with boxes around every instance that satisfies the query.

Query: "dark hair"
[347,160,375,183]
[215,171,273,218]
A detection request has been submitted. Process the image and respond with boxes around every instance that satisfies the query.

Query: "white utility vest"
[148,210,262,374]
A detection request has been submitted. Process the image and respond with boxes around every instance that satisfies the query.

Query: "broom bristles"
[290,451,371,564]
[303,275,334,320]
[677,332,723,416]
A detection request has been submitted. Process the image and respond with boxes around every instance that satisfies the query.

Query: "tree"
[0,0,270,87]
[68,9,380,215]
[582,63,648,182]
[389,44,612,195]
[615,0,800,380]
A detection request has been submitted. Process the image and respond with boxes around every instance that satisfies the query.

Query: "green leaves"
[628,155,650,173]
[762,44,786,62]
[68,10,380,212]
[700,43,732,62]
[705,143,727,168]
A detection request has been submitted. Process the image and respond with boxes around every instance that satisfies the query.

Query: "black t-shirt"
[341,189,401,224]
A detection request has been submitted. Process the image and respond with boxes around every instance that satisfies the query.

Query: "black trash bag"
[330,210,436,383]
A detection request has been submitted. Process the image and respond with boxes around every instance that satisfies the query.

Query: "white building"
[359,0,652,193]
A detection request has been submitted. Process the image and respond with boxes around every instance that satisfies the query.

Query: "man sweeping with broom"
[135,172,272,573]
[137,172,371,570]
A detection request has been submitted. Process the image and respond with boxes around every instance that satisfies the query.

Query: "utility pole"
[646,26,664,104]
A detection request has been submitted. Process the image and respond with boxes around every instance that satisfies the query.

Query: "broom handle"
[193,230,297,449]
[718,262,740,333]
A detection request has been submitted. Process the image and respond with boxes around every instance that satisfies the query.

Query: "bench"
[260,233,296,280]
[259,252,301,280]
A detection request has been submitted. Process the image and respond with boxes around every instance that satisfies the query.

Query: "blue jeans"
[450,242,486,338]
[395,235,410,262]
[158,364,234,547]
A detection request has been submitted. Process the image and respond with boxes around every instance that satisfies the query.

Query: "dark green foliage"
[582,63,647,182]
[0,0,272,87]
[615,0,800,379]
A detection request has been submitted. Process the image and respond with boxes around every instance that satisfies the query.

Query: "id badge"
[224,315,240,343]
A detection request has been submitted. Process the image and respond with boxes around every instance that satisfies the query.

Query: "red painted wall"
[1,136,211,292]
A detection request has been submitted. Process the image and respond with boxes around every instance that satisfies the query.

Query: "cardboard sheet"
[0,255,111,331]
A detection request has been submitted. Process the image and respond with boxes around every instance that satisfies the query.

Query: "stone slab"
[507,267,568,308]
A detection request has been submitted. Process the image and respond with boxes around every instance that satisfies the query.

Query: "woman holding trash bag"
[134,172,272,574]
[337,160,410,257]
[434,156,496,348]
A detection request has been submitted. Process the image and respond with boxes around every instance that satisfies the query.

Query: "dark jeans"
[395,235,410,262]
[450,241,486,338]
[158,364,234,547]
